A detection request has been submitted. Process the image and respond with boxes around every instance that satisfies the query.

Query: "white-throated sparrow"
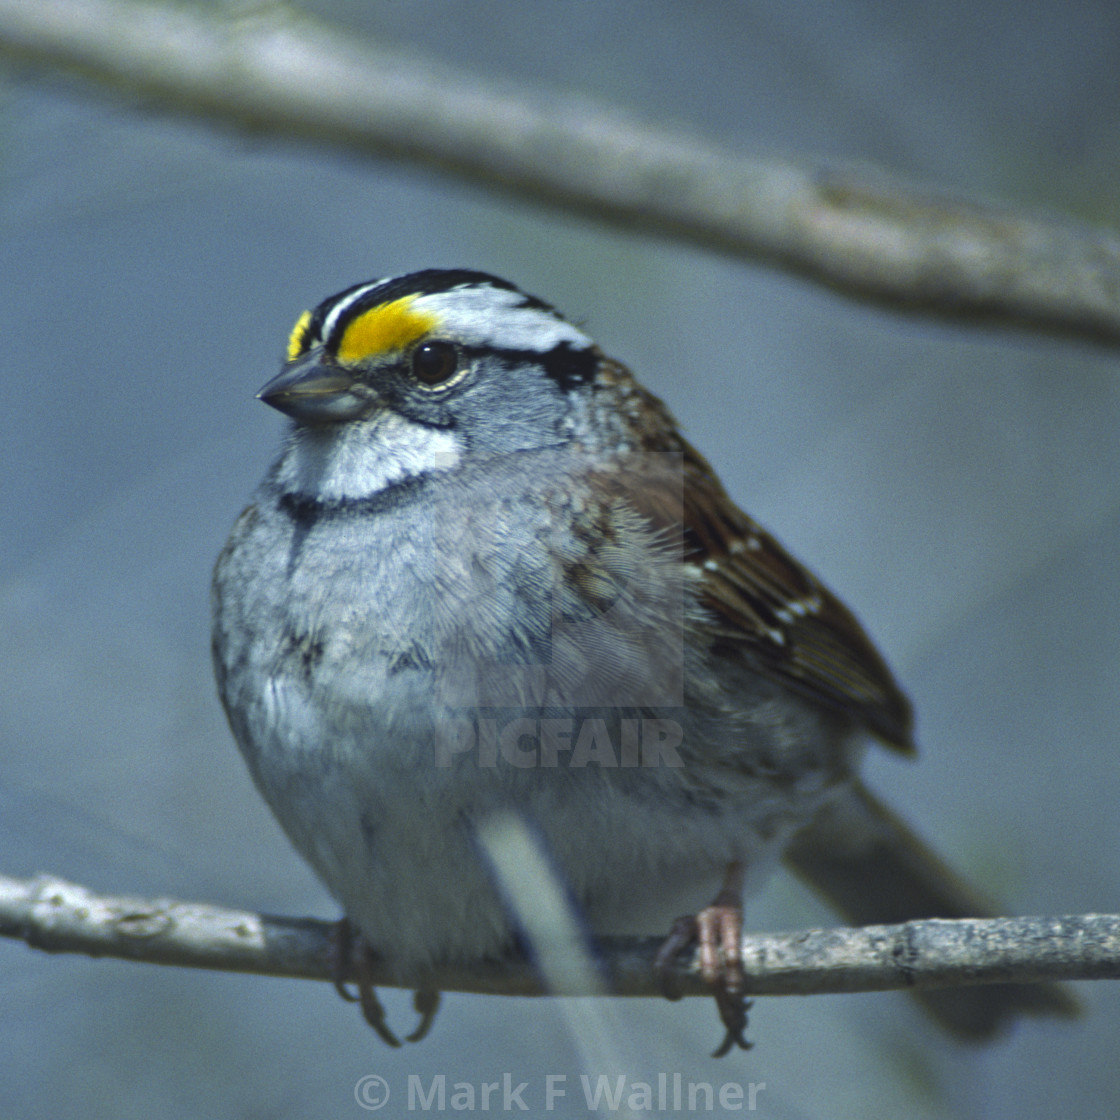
[212,268,1074,1053]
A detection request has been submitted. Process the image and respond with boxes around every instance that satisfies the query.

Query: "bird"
[211,267,1075,1054]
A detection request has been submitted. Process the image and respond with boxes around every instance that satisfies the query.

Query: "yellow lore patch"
[335,296,438,365]
[286,310,313,361]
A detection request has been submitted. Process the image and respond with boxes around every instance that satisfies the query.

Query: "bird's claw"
[406,989,442,1042]
[330,918,440,1047]
[711,991,753,1058]
[653,914,699,1001]
[655,865,753,1057]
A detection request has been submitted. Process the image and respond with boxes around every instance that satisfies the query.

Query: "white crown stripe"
[320,281,386,341]
[410,287,593,353]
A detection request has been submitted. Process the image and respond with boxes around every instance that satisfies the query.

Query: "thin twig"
[1,873,1114,999]
[1,0,1119,345]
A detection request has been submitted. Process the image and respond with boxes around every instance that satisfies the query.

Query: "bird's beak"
[257,355,375,424]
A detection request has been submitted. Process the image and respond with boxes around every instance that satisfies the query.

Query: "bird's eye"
[411,340,460,387]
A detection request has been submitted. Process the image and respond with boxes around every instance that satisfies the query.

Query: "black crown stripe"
[305,279,371,346]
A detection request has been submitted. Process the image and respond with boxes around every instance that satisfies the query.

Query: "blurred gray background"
[2,2,1118,1117]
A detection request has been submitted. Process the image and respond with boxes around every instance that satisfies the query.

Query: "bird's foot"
[653,863,752,1057]
[330,918,441,1046]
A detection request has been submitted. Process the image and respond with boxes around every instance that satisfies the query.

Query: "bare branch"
[1,873,1114,1000]
[1,0,1119,345]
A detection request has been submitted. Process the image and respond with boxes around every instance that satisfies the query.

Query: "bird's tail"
[782,781,1079,1039]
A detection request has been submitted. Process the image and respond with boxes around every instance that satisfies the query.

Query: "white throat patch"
[276,412,463,500]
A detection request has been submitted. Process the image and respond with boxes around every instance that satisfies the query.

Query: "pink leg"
[654,862,753,1057]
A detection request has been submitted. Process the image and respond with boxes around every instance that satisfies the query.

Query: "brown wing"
[591,356,914,752]
[680,443,915,752]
